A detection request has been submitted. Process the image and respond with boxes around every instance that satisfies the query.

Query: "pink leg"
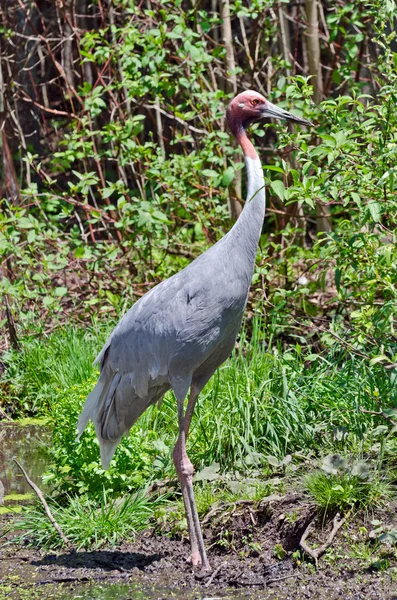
[173,440,201,567]
[173,386,210,570]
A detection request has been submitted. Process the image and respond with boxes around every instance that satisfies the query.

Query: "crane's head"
[227,90,313,135]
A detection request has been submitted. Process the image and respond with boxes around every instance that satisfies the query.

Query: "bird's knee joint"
[180,462,194,478]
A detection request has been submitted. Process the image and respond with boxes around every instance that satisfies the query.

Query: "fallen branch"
[267,572,297,585]
[360,405,397,428]
[203,561,227,588]
[13,459,71,548]
[0,407,12,421]
[299,513,345,568]
[201,499,255,525]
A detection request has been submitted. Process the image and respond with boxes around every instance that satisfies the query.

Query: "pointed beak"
[262,101,313,127]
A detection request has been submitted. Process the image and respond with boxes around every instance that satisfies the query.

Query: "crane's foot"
[186,550,202,567]
[187,552,212,572]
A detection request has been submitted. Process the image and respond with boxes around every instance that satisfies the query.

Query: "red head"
[227,90,312,158]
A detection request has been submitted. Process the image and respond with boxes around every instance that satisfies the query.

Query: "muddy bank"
[1,493,397,599]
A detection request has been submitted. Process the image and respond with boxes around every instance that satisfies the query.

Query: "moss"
[15,417,51,427]
[4,493,34,502]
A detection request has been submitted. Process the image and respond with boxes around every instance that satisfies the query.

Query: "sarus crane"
[78,90,312,570]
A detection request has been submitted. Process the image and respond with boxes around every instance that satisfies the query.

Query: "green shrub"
[44,379,162,498]
[304,454,391,515]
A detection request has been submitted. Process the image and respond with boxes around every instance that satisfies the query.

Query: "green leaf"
[194,462,220,482]
[369,355,389,365]
[270,180,286,201]
[17,217,34,229]
[222,166,235,187]
[27,230,36,243]
[201,169,218,178]
[368,201,381,222]
[102,187,114,199]
[54,286,68,297]
[335,268,341,291]
[74,247,85,258]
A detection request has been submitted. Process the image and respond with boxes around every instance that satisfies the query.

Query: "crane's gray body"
[78,157,265,468]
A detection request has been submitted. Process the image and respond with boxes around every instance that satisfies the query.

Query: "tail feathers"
[98,437,121,470]
[77,382,103,440]
[77,370,124,470]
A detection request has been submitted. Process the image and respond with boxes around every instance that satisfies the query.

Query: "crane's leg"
[173,386,210,571]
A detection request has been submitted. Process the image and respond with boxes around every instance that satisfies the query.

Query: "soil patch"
[1,493,397,599]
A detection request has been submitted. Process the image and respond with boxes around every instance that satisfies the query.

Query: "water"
[42,581,254,600]
[0,422,51,501]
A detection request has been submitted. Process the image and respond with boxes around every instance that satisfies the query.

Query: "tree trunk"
[221,0,242,220]
[278,4,291,79]
[0,130,20,351]
[305,0,323,103]
[305,0,330,235]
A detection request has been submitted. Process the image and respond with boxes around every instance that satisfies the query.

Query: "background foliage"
[0,0,396,366]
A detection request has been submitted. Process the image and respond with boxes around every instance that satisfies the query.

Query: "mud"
[1,493,397,599]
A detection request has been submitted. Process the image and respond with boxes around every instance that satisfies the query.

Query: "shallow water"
[0,422,51,500]
[46,581,254,600]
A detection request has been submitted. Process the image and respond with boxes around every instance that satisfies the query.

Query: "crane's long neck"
[226,129,266,265]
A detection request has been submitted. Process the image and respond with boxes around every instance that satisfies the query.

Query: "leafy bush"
[44,379,159,498]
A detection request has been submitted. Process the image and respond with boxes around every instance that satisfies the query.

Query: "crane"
[78,90,312,571]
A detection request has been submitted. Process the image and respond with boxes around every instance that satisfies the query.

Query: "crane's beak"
[261,101,313,127]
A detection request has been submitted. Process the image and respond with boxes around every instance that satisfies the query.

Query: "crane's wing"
[78,239,249,468]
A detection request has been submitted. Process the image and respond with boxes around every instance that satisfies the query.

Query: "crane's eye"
[251,98,260,106]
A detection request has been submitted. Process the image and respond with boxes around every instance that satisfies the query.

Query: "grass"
[4,488,168,550]
[0,323,111,415]
[1,317,397,548]
[304,469,391,515]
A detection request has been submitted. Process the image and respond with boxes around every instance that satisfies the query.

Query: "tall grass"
[2,318,396,496]
[5,489,167,550]
[142,320,396,469]
[1,323,111,414]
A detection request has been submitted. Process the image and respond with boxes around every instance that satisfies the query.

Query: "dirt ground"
[1,492,397,600]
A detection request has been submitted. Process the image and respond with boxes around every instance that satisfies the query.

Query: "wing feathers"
[77,362,170,470]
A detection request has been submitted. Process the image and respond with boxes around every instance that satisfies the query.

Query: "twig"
[299,513,345,568]
[13,459,71,547]
[385,362,397,370]
[360,406,397,427]
[204,561,227,588]
[0,407,13,421]
[267,572,297,585]
[201,499,255,525]
[142,102,207,135]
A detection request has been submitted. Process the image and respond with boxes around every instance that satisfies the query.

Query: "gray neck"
[226,156,266,264]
